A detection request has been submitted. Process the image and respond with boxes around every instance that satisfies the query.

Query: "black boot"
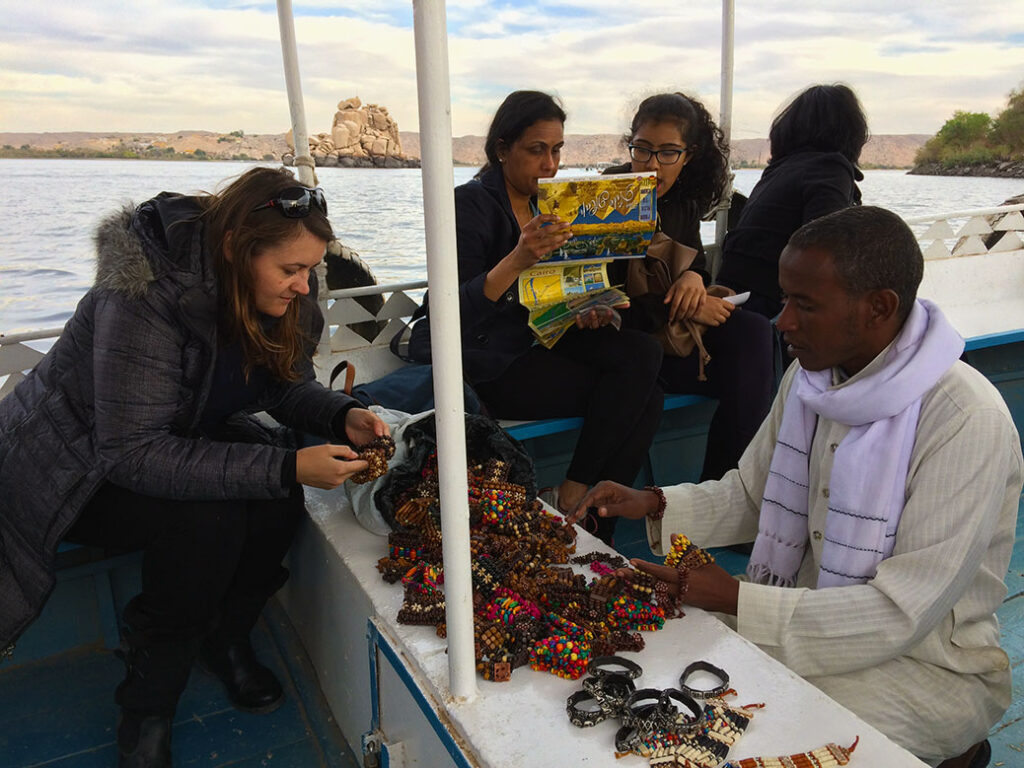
[199,639,284,713]
[117,711,171,768]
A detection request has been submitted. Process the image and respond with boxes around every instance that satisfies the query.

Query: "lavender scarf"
[747,300,964,588]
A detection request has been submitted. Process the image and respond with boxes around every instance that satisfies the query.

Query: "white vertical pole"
[275,0,316,189]
[713,0,735,279]
[275,0,328,356]
[411,0,477,701]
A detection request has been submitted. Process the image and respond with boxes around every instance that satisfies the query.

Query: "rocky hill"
[0,130,289,161]
[400,132,930,169]
[3,130,928,169]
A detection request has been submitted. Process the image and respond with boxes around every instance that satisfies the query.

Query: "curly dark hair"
[627,92,730,216]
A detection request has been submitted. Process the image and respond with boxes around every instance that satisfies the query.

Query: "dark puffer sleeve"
[92,288,294,501]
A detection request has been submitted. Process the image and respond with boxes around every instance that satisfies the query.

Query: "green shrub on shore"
[916,85,1024,167]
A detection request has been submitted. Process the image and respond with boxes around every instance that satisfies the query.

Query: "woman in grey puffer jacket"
[0,167,387,767]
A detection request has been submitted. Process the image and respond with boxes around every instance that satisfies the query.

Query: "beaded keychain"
[351,435,396,484]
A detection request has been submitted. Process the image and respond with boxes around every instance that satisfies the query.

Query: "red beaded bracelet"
[643,486,666,520]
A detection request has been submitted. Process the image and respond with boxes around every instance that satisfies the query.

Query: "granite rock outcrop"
[285,97,419,168]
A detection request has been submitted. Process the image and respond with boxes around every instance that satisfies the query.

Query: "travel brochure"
[521,172,656,347]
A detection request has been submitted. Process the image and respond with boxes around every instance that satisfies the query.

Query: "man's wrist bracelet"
[643,486,666,521]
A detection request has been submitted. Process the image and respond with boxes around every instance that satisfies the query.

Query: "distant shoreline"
[909,160,1024,179]
[2,130,931,170]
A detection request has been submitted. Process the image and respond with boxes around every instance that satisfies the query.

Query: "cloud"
[2,1,1022,138]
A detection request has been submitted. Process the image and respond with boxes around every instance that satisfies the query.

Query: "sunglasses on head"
[251,186,328,218]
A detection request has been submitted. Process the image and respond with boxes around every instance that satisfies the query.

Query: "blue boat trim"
[367,619,474,768]
[965,329,1024,350]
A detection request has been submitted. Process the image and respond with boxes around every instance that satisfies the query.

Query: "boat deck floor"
[1,500,1021,768]
[0,600,359,768]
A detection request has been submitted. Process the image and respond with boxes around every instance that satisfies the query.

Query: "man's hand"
[566,480,660,524]
[620,554,740,616]
[296,443,368,489]
[345,407,389,446]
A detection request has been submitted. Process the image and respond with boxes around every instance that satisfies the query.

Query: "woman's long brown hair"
[200,167,334,381]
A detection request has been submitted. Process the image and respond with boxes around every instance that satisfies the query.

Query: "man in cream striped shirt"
[575,206,1021,767]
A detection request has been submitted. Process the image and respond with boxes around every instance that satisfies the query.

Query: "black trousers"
[659,309,774,481]
[473,326,664,542]
[65,482,304,715]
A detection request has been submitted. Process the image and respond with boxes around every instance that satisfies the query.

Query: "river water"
[1,158,1021,333]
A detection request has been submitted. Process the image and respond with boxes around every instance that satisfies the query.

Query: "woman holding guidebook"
[408,90,664,544]
[604,93,774,481]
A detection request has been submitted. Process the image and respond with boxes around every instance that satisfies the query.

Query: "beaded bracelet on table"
[378,452,680,682]
[571,551,627,568]
[721,737,859,768]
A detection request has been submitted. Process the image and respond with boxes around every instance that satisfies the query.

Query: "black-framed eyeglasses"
[628,145,687,165]
[251,187,328,218]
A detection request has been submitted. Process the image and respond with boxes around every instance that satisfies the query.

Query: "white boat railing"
[6,201,1024,398]
[906,203,1024,260]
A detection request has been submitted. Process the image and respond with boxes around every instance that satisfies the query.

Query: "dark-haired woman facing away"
[603,92,773,481]
[717,83,869,319]
[0,167,388,768]
[408,91,664,543]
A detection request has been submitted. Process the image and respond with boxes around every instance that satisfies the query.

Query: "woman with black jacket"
[409,91,664,544]
[604,92,774,482]
[0,167,388,767]
[717,83,869,319]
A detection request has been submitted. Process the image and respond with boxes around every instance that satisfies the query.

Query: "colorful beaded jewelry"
[351,435,396,484]
[721,737,859,768]
[529,634,591,679]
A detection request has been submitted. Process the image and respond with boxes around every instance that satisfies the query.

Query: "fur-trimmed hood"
[93,193,207,297]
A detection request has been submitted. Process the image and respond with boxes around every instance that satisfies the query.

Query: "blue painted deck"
[0,600,359,768]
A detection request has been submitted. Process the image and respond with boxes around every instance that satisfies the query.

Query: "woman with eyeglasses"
[600,92,774,482]
[716,84,868,319]
[0,166,387,767]
[408,90,664,544]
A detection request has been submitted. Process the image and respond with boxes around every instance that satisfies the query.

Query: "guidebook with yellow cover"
[518,262,630,347]
[519,172,655,346]
[535,172,657,263]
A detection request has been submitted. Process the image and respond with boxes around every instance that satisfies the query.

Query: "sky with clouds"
[2,1,1023,140]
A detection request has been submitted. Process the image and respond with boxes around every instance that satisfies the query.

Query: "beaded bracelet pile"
[351,435,396,484]
[377,450,678,682]
[721,737,859,768]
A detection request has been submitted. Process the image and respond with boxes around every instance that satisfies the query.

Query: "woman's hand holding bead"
[296,443,368,489]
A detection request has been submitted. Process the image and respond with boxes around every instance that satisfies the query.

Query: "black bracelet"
[658,688,703,733]
[581,673,636,717]
[566,689,608,728]
[623,687,671,729]
[679,660,731,699]
[614,723,642,753]
[588,655,643,680]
